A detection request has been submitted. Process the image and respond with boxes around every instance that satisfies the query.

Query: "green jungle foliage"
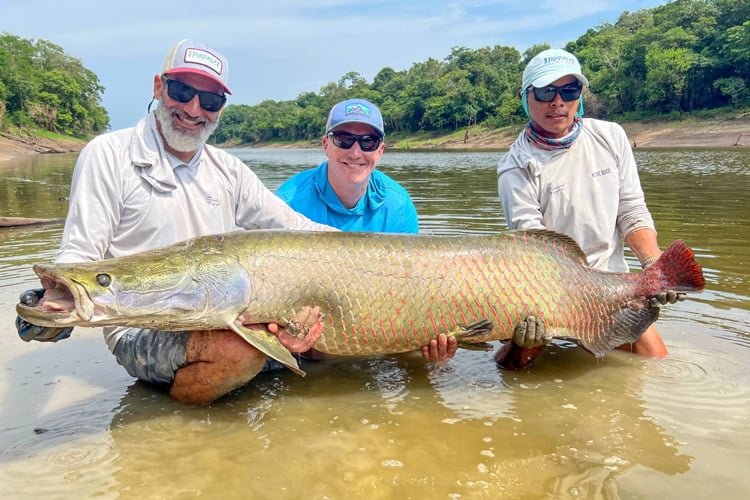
[1,0,746,143]
[212,0,750,144]
[0,33,109,137]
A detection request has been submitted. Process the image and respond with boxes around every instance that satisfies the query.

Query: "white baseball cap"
[162,39,231,95]
[522,48,589,89]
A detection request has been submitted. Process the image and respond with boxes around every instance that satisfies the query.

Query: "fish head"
[16,248,253,330]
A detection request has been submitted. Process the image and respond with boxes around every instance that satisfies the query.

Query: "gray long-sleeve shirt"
[497,118,655,272]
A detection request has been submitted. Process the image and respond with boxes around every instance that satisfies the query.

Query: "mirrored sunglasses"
[327,131,382,152]
[162,77,227,112]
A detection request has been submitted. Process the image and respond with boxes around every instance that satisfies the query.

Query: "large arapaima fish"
[16,229,705,375]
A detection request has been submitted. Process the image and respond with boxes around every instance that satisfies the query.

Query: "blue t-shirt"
[276,161,419,233]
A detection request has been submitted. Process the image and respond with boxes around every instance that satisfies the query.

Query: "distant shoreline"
[2,113,748,164]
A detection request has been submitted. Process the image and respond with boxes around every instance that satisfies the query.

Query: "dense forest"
[0,0,747,143]
[0,35,109,137]
[212,0,750,144]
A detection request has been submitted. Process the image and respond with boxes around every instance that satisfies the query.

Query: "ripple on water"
[425,349,514,421]
[0,401,119,495]
[330,356,413,404]
[641,354,750,442]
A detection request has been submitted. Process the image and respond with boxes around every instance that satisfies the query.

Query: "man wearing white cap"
[277,98,457,361]
[16,43,456,401]
[15,39,338,404]
[495,48,684,369]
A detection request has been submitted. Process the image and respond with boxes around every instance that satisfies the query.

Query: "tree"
[0,33,108,136]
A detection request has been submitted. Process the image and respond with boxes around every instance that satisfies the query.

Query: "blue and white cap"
[522,48,589,90]
[325,98,385,138]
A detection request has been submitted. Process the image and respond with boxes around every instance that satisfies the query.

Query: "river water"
[0,148,748,499]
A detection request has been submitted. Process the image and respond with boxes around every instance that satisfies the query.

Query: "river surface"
[0,148,748,499]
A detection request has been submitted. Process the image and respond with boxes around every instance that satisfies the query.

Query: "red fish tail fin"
[641,240,706,295]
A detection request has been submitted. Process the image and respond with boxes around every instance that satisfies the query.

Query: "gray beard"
[154,104,219,153]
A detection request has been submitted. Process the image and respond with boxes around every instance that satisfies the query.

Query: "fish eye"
[96,273,112,287]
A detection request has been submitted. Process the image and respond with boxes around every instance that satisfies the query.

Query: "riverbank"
[241,113,750,150]
[408,113,750,150]
[2,113,748,162]
[0,131,86,162]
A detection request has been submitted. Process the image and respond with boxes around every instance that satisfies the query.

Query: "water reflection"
[1,148,749,497]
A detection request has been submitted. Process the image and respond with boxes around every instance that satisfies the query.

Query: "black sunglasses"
[162,77,227,112]
[327,131,382,152]
[530,83,582,103]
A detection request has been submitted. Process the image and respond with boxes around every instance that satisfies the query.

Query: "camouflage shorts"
[112,329,292,385]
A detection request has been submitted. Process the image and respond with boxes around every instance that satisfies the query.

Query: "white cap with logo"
[522,48,589,90]
[162,39,231,95]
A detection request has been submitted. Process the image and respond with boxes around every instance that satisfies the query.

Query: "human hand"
[274,306,324,353]
[512,315,550,348]
[420,333,458,362]
[649,291,687,307]
[16,288,73,342]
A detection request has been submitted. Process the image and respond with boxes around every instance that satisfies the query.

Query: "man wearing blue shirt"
[277,98,419,234]
[278,99,455,360]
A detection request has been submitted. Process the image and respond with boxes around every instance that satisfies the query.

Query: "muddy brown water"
[0,148,748,498]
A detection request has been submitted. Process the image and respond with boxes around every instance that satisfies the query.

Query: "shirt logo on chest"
[592,167,612,178]
[205,195,221,207]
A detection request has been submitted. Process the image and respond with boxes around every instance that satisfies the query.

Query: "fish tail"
[641,240,706,295]
[579,241,705,358]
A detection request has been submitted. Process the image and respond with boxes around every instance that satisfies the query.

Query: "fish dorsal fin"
[509,229,589,265]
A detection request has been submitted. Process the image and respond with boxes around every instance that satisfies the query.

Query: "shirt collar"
[129,113,203,190]
[312,161,386,215]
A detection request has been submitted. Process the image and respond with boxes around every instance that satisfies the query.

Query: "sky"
[2,0,671,131]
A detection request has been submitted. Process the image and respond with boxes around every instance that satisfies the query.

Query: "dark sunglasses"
[327,131,382,152]
[162,77,227,112]
[530,83,582,103]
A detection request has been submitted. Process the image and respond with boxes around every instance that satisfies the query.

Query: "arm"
[57,135,124,263]
[498,166,545,230]
[625,227,661,264]
[401,198,420,234]
[497,166,549,368]
[614,123,657,259]
[494,316,549,370]
[234,163,336,232]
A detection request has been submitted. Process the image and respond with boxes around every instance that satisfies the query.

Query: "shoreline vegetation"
[1,113,748,164]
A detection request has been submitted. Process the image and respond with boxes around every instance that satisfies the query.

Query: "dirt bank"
[0,132,85,163]
[2,114,748,162]
[391,113,750,150]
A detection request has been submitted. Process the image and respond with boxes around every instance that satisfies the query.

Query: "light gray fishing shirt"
[497,118,655,272]
[56,113,333,351]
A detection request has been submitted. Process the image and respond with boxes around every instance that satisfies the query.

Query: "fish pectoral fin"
[450,319,494,339]
[457,341,494,352]
[448,319,495,351]
[230,323,306,377]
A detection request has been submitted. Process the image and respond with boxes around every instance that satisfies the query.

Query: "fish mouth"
[15,264,95,327]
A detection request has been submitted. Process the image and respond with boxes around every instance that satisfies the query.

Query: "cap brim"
[163,68,232,95]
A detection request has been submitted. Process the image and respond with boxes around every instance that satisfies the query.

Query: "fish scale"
[18,229,706,370]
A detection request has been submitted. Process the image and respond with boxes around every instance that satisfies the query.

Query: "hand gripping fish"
[16,229,705,375]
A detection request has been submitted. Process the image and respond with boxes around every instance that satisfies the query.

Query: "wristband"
[641,255,659,269]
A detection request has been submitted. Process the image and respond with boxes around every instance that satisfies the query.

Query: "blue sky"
[2,0,670,130]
